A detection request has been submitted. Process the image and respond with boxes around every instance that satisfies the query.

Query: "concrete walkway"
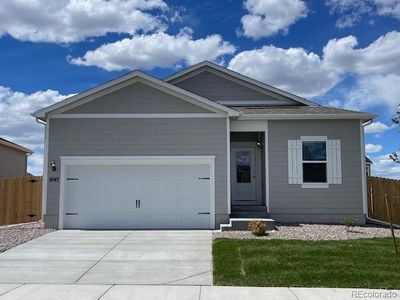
[0,284,399,300]
[0,230,212,285]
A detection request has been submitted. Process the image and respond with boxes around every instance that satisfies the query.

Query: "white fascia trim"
[51,113,224,119]
[165,61,318,107]
[0,139,33,154]
[238,114,375,121]
[59,155,216,230]
[33,71,239,119]
[360,121,368,215]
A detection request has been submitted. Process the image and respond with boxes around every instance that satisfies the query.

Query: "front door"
[231,148,257,203]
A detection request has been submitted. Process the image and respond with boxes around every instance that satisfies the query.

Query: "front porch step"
[220,218,276,232]
[230,211,270,218]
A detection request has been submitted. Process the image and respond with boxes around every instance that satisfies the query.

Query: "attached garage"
[59,156,215,229]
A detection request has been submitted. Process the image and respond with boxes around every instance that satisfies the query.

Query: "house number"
[49,177,59,182]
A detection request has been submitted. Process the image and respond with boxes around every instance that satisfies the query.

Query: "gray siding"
[173,71,298,105]
[268,120,364,223]
[45,118,228,228]
[63,82,211,114]
[0,145,27,178]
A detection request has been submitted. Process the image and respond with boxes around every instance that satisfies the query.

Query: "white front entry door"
[231,148,257,203]
[63,163,212,229]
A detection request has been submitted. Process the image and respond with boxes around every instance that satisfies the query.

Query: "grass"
[213,238,400,288]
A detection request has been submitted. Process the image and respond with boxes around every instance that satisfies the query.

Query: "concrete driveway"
[0,230,212,285]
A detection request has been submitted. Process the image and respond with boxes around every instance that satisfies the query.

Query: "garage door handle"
[198,177,210,180]
[66,213,78,216]
[136,200,141,208]
[198,212,210,214]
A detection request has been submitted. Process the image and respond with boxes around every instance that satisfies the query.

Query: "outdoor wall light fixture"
[256,132,263,149]
[50,160,57,172]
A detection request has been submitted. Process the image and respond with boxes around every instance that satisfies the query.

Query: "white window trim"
[301,136,329,188]
[58,156,215,230]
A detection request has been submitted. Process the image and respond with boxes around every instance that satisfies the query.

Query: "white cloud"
[0,86,71,175]
[240,0,308,39]
[0,0,168,43]
[375,0,400,19]
[228,31,400,99]
[228,46,339,98]
[364,121,391,134]
[323,31,400,75]
[326,0,373,28]
[365,143,383,153]
[326,0,400,28]
[69,28,236,71]
[371,152,400,179]
[341,74,400,112]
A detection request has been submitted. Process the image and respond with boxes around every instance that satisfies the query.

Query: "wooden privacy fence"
[0,176,42,225]
[368,176,400,225]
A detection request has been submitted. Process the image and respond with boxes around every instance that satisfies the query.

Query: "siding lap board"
[63,82,212,114]
[46,118,227,228]
[268,120,364,223]
[174,71,298,105]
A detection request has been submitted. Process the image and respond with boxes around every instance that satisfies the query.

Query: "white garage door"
[62,160,213,229]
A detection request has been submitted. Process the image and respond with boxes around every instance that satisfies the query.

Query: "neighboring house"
[366,157,373,177]
[32,61,374,230]
[0,138,33,179]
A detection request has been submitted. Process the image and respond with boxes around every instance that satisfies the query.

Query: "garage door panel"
[63,162,212,229]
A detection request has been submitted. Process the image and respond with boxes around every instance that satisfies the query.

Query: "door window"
[236,151,251,183]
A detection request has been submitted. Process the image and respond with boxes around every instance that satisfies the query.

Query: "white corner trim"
[265,121,270,212]
[301,183,329,189]
[41,118,49,217]
[58,156,216,230]
[226,117,231,214]
[301,136,327,141]
[51,113,224,119]
[360,121,368,215]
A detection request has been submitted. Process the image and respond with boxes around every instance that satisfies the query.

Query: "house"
[32,61,374,230]
[366,157,373,177]
[0,138,33,179]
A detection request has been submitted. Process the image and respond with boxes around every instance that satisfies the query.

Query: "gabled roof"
[0,138,33,154]
[366,156,373,164]
[165,61,319,107]
[32,70,239,120]
[231,106,375,121]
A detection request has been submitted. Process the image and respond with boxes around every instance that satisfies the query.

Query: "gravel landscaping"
[213,223,400,240]
[0,221,55,253]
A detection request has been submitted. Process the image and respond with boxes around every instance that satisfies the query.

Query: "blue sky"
[0,0,399,177]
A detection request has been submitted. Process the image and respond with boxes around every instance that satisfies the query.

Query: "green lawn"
[213,238,400,289]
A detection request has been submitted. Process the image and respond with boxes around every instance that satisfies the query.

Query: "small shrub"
[342,216,358,231]
[248,220,267,236]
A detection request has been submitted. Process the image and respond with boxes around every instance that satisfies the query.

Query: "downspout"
[362,119,400,228]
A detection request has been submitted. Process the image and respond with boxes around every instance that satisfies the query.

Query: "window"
[288,138,342,187]
[302,141,327,183]
[236,150,251,183]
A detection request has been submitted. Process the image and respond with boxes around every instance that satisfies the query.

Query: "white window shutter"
[288,140,302,184]
[327,140,342,184]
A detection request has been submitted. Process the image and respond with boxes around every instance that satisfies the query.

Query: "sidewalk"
[0,284,399,300]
